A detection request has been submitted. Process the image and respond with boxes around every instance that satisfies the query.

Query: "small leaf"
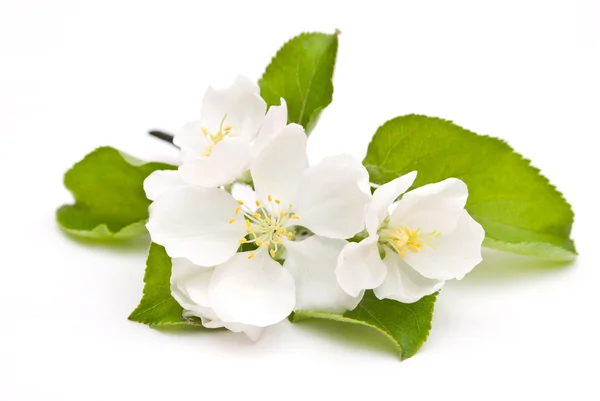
[129,243,202,327]
[363,115,576,260]
[57,147,176,239]
[259,31,339,134]
[290,291,437,360]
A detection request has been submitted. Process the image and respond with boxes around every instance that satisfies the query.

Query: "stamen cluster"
[230,195,300,259]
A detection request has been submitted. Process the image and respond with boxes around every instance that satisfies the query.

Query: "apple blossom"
[336,172,485,303]
[145,122,369,334]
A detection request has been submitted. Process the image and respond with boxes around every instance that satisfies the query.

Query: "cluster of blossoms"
[144,76,485,340]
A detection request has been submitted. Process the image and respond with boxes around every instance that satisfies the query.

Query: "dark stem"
[148,130,176,146]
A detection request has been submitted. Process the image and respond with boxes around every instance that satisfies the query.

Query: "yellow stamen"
[386,227,439,260]
[201,126,209,135]
[270,249,276,258]
[223,124,233,131]
[278,228,286,235]
[252,213,261,219]
[235,207,240,215]
[239,238,247,244]
[268,194,273,202]
[229,218,236,224]
[275,199,281,204]
[255,200,261,207]
[237,200,244,205]
[280,211,287,217]
[291,215,300,220]
[248,252,255,260]
[275,237,282,244]
[287,232,293,240]
[255,239,262,246]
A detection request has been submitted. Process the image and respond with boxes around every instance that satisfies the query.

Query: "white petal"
[173,121,212,162]
[209,251,296,327]
[293,154,371,239]
[179,138,251,187]
[230,182,256,207]
[185,310,264,341]
[390,178,468,234]
[170,258,213,308]
[404,209,485,280]
[335,236,388,297]
[251,123,308,206]
[183,308,223,328]
[200,76,266,141]
[170,260,224,328]
[284,236,363,313]
[374,251,444,303]
[366,172,417,236]
[252,98,287,159]
[144,170,188,201]
[222,322,264,342]
[146,186,245,267]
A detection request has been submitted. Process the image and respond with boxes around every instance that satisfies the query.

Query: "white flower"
[144,76,289,191]
[145,124,370,335]
[170,75,271,187]
[336,172,485,303]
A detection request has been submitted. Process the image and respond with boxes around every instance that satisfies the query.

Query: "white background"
[1,0,599,400]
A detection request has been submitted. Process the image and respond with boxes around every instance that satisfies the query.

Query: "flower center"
[200,114,234,156]
[378,225,440,259]
[229,195,300,259]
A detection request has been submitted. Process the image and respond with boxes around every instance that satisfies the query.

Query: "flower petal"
[209,251,296,327]
[144,170,189,201]
[171,258,264,340]
[146,186,245,267]
[179,137,251,187]
[374,251,444,303]
[366,172,417,236]
[251,123,308,206]
[171,258,213,308]
[293,154,371,239]
[404,209,485,280]
[221,322,264,342]
[284,236,363,313]
[252,98,287,159]
[170,258,219,325]
[200,76,266,141]
[173,121,212,161]
[390,178,469,234]
[335,236,388,297]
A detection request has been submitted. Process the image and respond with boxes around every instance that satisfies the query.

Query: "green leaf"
[129,243,203,327]
[57,147,176,239]
[290,291,437,360]
[259,31,339,134]
[363,115,576,260]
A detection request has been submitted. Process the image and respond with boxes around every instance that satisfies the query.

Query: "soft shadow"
[293,319,399,358]
[152,324,213,336]
[464,248,575,283]
[57,226,152,253]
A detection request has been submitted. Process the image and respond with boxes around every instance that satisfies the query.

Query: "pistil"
[200,114,234,156]
[379,225,440,259]
[230,196,300,259]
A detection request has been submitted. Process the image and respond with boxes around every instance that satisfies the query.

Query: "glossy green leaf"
[259,31,339,134]
[291,291,437,360]
[57,147,175,239]
[129,243,202,327]
[363,115,576,260]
